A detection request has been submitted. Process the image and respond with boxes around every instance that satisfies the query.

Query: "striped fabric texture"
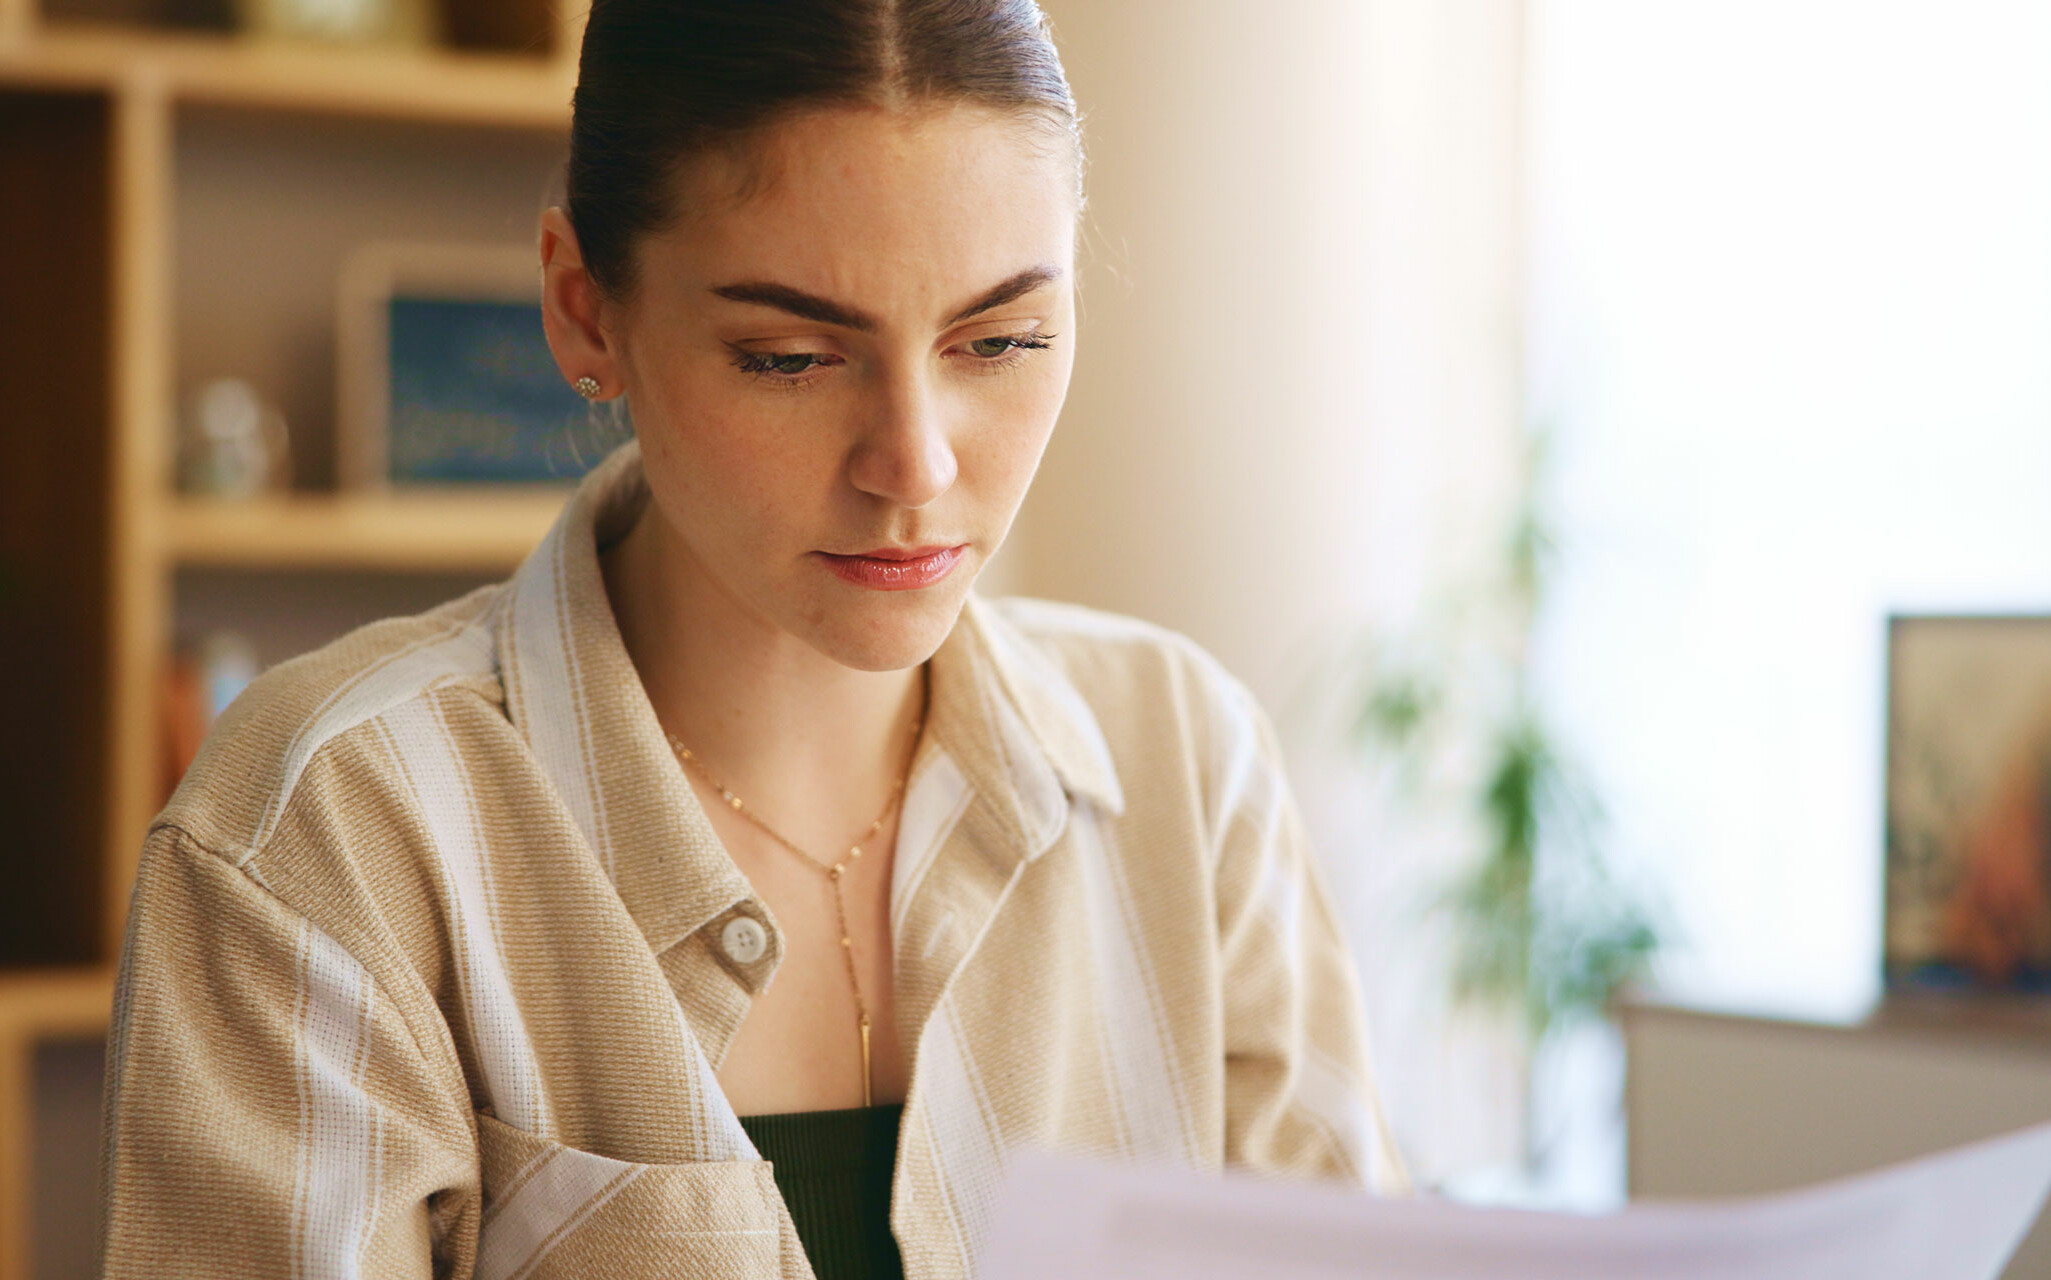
[101,438,1410,1279]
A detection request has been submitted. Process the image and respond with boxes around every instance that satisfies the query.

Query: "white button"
[720,916,768,965]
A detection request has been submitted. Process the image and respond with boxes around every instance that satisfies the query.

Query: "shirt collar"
[494,437,1123,955]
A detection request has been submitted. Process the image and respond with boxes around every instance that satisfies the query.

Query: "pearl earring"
[573,376,602,399]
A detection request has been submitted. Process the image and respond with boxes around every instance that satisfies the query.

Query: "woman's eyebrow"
[709,281,879,331]
[706,264,1064,333]
[943,264,1064,325]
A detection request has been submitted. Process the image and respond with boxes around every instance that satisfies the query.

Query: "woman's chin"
[802,580,974,673]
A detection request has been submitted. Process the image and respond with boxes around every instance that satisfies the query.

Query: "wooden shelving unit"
[170,490,564,571]
[0,25,573,125]
[0,2,579,1272]
[0,970,114,1278]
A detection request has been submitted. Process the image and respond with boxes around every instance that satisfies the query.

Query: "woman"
[100,2,1408,1277]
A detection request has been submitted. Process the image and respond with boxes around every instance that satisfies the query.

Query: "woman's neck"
[599,504,928,835]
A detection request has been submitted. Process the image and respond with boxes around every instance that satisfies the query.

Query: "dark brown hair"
[566,0,1081,302]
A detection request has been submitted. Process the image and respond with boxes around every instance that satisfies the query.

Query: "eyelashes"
[727,330,1060,386]
[963,333,1057,361]
[730,350,832,378]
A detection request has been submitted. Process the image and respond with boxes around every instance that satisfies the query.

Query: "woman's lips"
[815,544,966,590]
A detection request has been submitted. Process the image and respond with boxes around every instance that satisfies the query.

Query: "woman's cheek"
[1008,362,1072,454]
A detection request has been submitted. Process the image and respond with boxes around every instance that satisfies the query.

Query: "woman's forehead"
[639,102,1078,321]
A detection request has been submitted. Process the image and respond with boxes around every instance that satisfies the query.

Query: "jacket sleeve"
[101,824,480,1278]
[1207,674,1412,1194]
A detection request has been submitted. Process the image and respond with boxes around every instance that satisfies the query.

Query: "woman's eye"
[966,334,1054,359]
[730,333,1056,383]
[732,350,829,378]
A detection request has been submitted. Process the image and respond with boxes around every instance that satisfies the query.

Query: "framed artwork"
[1884,614,2051,992]
[337,242,607,490]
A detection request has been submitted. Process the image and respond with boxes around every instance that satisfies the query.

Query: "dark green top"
[739,1104,906,1280]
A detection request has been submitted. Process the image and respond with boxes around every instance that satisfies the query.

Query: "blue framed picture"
[338,242,610,489]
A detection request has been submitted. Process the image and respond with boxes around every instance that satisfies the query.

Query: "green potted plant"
[1344,433,1664,1180]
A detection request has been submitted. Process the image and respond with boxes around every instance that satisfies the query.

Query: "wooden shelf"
[0,24,572,127]
[0,970,113,1043]
[1,8,584,1263]
[0,970,112,1280]
[170,489,566,573]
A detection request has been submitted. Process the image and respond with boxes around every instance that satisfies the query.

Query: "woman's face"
[601,102,1079,673]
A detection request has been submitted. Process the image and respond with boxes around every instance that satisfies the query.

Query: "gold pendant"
[860,1013,873,1108]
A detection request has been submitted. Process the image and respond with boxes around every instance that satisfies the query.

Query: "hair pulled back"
[566,0,1081,302]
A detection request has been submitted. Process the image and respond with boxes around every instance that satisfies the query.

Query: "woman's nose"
[846,369,959,508]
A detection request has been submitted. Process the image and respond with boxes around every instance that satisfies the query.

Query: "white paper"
[978,1120,2051,1280]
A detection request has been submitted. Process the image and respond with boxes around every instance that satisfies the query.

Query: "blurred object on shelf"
[1886,614,2051,993]
[159,647,203,803]
[234,0,437,46]
[338,241,606,490]
[42,0,238,32]
[158,629,259,800]
[176,378,291,499]
[434,0,554,54]
[199,629,259,722]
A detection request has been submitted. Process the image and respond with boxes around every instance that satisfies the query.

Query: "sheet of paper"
[978,1120,2051,1280]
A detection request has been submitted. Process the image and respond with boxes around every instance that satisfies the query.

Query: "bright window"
[1525,0,2051,1020]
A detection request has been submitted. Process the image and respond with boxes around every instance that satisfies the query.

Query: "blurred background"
[3,0,2050,1276]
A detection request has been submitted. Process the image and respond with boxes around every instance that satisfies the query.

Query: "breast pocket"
[473,1110,796,1280]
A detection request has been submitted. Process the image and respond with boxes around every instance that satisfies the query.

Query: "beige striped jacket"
[101,438,1408,1279]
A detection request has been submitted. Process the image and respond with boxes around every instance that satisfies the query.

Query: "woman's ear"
[538,207,621,400]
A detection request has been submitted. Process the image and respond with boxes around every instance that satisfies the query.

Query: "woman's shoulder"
[979,594,1256,700]
[157,582,511,863]
[972,593,1272,762]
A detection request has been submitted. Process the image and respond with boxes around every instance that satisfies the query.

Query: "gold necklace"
[664,670,927,1108]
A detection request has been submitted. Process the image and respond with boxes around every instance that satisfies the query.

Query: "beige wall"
[1018,0,1524,704]
[1018,1,1528,1181]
